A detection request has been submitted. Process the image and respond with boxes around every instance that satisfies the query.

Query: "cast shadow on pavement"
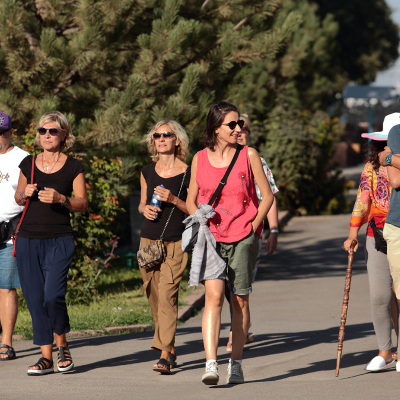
[256,236,366,281]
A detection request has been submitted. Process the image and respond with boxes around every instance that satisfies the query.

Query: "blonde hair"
[241,113,251,133]
[145,119,189,162]
[35,111,75,152]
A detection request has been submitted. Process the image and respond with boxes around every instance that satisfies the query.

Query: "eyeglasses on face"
[153,132,175,139]
[240,127,250,134]
[221,120,245,130]
[37,127,63,136]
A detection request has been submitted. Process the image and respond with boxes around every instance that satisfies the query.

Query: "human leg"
[16,237,53,346]
[230,293,250,361]
[383,223,400,365]
[364,236,394,369]
[0,243,20,359]
[0,289,18,359]
[203,279,225,360]
[201,278,224,385]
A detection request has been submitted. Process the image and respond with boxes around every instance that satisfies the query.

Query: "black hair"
[364,140,387,169]
[203,101,239,149]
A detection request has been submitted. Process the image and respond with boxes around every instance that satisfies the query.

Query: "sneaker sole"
[227,377,244,384]
[202,373,219,385]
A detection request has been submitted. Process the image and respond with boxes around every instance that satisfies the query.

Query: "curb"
[177,286,205,322]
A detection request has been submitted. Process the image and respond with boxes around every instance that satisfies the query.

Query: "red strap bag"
[12,155,35,257]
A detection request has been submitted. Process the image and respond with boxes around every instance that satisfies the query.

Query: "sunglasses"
[153,132,175,139]
[221,120,245,130]
[239,127,250,134]
[37,127,63,136]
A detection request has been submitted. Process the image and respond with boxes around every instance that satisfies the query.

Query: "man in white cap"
[0,112,29,360]
[378,112,400,371]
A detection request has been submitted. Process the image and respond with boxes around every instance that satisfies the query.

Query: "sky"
[373,0,400,89]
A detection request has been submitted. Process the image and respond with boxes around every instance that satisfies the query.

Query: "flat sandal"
[57,345,74,372]
[27,357,54,376]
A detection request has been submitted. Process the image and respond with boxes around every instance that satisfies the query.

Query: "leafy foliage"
[260,104,349,215]
[68,157,127,304]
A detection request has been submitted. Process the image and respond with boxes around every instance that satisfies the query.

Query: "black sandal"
[27,357,54,376]
[57,345,74,372]
[169,353,177,369]
[0,344,16,361]
[153,358,171,374]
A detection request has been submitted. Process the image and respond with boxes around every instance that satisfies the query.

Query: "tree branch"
[149,12,256,85]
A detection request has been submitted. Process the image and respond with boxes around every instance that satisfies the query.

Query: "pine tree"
[0,0,299,155]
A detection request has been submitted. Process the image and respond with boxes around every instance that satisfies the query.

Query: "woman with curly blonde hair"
[15,111,88,375]
[139,119,190,375]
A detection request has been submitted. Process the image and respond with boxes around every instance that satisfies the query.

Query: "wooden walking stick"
[335,240,357,377]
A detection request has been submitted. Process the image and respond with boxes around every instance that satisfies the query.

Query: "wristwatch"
[385,153,393,166]
[61,196,69,207]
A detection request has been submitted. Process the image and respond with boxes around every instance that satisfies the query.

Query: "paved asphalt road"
[3,214,398,399]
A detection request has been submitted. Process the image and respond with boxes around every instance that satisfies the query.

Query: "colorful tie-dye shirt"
[350,162,391,237]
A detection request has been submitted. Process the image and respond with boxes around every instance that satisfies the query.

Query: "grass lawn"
[14,261,191,340]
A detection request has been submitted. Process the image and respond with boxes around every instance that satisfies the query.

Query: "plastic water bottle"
[150,185,163,218]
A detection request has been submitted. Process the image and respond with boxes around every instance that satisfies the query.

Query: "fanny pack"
[369,218,387,254]
[0,212,23,242]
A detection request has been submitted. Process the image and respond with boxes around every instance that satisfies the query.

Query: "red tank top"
[196,146,262,243]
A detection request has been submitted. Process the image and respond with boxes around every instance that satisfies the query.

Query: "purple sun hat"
[0,112,12,131]
[361,113,400,141]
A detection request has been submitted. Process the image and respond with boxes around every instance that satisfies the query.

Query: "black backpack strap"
[208,145,242,206]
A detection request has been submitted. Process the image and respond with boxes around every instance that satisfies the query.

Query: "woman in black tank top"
[14,111,88,376]
[138,119,190,375]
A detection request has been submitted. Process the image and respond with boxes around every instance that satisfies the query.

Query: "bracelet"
[19,191,27,204]
[270,229,279,233]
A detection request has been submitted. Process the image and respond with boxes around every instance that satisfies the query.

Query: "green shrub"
[260,104,349,215]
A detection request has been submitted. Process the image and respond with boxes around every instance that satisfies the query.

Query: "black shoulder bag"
[182,145,242,253]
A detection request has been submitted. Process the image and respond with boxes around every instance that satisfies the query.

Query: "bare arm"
[15,171,37,205]
[379,146,400,188]
[138,172,161,221]
[186,154,199,215]
[39,172,88,212]
[153,178,189,214]
[265,196,278,255]
[248,147,274,232]
[343,226,360,252]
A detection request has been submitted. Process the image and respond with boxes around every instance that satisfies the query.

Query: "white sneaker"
[202,361,219,385]
[227,360,244,384]
[396,361,400,372]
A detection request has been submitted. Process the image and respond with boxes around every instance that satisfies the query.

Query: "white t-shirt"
[0,146,29,242]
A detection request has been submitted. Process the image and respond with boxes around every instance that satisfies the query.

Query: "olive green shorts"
[217,230,259,295]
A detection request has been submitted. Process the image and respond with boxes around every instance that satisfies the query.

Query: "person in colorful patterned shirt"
[343,125,398,372]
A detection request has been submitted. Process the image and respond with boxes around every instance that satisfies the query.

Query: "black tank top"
[18,155,84,239]
[140,163,191,241]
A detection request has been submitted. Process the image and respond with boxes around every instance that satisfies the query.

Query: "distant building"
[333,85,399,167]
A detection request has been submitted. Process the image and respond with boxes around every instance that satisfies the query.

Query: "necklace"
[42,153,61,173]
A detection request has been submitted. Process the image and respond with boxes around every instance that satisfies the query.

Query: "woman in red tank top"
[186,101,274,385]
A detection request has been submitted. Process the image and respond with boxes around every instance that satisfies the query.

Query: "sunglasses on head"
[153,132,175,139]
[221,120,245,130]
[37,127,63,136]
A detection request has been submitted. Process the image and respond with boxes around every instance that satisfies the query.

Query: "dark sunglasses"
[153,132,175,139]
[221,120,245,130]
[37,127,63,136]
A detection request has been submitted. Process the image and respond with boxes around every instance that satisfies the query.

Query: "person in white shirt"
[0,112,29,360]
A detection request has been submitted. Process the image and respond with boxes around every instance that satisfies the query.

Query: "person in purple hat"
[0,112,29,360]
